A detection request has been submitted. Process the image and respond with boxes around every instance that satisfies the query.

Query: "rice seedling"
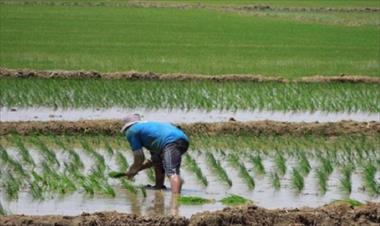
[205,152,232,187]
[146,168,155,183]
[81,140,106,174]
[0,144,27,178]
[339,164,354,194]
[319,156,333,176]
[99,182,116,198]
[270,172,281,190]
[177,196,213,205]
[220,194,250,205]
[0,201,6,216]
[121,179,138,194]
[29,180,45,200]
[227,154,255,189]
[330,199,363,207]
[1,78,379,113]
[291,168,304,193]
[115,151,129,172]
[183,154,208,187]
[11,136,35,167]
[315,169,328,195]
[139,186,147,198]
[3,172,21,200]
[55,138,84,169]
[274,151,287,177]
[361,162,379,196]
[30,137,60,167]
[297,151,311,176]
[104,141,114,157]
[250,154,265,175]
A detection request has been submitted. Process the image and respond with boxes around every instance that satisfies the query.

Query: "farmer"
[120,114,189,194]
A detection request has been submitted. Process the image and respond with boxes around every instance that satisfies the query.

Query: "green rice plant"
[30,137,60,167]
[3,172,21,200]
[2,78,379,113]
[206,152,232,187]
[315,169,328,195]
[291,168,304,193]
[228,154,255,189]
[115,151,129,172]
[0,144,27,178]
[146,168,155,183]
[274,151,287,176]
[220,194,250,205]
[55,138,84,169]
[177,196,213,205]
[99,182,116,198]
[183,154,208,187]
[121,179,138,194]
[319,156,333,176]
[361,162,379,196]
[139,186,147,198]
[250,154,265,175]
[11,136,35,167]
[104,141,114,157]
[297,151,311,176]
[0,201,6,216]
[339,164,354,194]
[81,140,106,174]
[29,179,44,200]
[270,172,281,190]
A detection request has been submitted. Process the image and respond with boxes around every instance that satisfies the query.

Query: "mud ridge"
[0,203,379,226]
[0,120,378,136]
[1,68,379,84]
[0,1,379,13]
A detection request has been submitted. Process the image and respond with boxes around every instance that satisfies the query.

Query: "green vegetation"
[220,194,250,205]
[206,152,232,187]
[339,164,354,194]
[361,163,380,196]
[0,201,6,216]
[291,168,304,192]
[227,154,255,189]
[250,154,265,175]
[0,3,379,77]
[331,199,364,207]
[2,78,379,112]
[183,154,208,187]
[115,151,129,172]
[0,134,379,202]
[177,196,213,205]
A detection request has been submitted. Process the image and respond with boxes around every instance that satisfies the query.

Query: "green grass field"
[0,1,379,78]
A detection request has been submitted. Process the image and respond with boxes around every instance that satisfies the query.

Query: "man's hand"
[125,149,145,180]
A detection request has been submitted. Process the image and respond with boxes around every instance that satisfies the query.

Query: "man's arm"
[125,149,145,179]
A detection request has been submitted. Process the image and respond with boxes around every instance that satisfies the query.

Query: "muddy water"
[1,107,379,122]
[1,147,379,217]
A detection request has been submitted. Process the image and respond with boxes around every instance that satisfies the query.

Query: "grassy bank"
[1,78,379,112]
[0,4,379,77]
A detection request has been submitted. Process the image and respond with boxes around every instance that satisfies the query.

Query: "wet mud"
[0,120,379,136]
[0,203,379,226]
[1,68,379,83]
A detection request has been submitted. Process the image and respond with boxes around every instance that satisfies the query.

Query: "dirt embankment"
[1,203,379,226]
[1,68,379,84]
[0,120,378,136]
[0,1,379,13]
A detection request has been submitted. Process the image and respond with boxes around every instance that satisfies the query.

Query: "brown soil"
[1,203,379,226]
[1,67,379,83]
[1,120,379,136]
[0,1,379,13]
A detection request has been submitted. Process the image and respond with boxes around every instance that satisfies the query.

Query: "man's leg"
[154,163,165,188]
[163,139,189,194]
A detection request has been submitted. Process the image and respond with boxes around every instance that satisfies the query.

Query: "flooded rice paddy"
[1,135,379,217]
[1,107,379,123]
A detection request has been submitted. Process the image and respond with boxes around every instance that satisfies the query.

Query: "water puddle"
[1,107,378,122]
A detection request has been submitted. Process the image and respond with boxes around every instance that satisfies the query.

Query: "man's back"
[125,121,189,152]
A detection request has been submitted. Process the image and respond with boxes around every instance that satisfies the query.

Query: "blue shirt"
[124,121,189,152]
